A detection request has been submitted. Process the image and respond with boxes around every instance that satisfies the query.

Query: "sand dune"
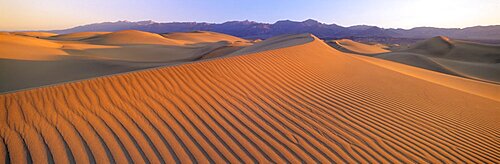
[0,33,62,48]
[82,30,181,45]
[432,58,500,82]
[200,45,246,59]
[327,39,390,55]
[162,31,249,45]
[0,30,252,92]
[1,34,499,163]
[407,36,500,63]
[62,42,229,62]
[376,52,462,76]
[0,57,163,93]
[228,33,314,56]
[374,36,500,83]
[49,32,111,41]
[0,33,67,60]
[11,32,58,38]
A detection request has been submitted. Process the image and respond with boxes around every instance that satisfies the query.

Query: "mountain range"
[47,19,500,40]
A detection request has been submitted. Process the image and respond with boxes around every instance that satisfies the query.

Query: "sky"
[1,0,499,30]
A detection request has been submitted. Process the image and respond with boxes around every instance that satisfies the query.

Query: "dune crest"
[49,32,111,41]
[83,30,181,45]
[162,31,250,45]
[1,34,498,163]
[327,39,390,55]
[228,33,315,56]
[11,32,58,38]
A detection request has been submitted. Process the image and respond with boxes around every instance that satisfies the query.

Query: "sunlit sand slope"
[327,39,390,55]
[162,31,249,44]
[11,32,58,38]
[1,36,499,163]
[82,30,181,45]
[49,32,111,41]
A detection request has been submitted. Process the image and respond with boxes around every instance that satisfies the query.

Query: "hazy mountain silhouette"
[47,20,500,40]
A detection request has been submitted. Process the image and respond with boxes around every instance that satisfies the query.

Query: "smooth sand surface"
[375,36,500,83]
[0,30,252,92]
[376,52,462,76]
[82,30,182,45]
[49,32,111,41]
[162,31,249,45]
[0,33,67,60]
[327,39,390,55]
[10,32,58,38]
[1,34,499,163]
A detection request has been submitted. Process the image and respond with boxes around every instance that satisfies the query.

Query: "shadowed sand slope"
[327,39,390,55]
[376,36,500,83]
[1,35,499,163]
[407,36,500,63]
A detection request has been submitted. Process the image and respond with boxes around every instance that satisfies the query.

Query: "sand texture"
[1,34,499,163]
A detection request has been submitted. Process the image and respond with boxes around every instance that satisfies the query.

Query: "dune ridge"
[82,30,181,45]
[48,32,111,41]
[161,31,249,45]
[327,39,390,55]
[10,32,58,38]
[1,35,499,163]
[375,36,500,83]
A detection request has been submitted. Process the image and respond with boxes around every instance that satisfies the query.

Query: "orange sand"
[1,35,499,163]
[327,39,390,55]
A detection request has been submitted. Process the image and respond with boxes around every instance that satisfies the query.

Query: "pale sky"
[1,0,499,31]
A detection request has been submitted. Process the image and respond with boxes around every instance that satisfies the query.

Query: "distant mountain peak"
[137,20,157,25]
[274,19,322,25]
[223,20,258,25]
[302,19,321,25]
[348,25,376,30]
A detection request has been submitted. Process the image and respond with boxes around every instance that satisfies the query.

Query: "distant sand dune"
[11,32,58,38]
[375,36,500,83]
[49,32,111,41]
[0,33,67,60]
[327,39,390,55]
[0,31,252,92]
[1,35,499,163]
[407,36,500,63]
[228,33,314,56]
[162,31,249,45]
[82,30,182,45]
[376,52,462,76]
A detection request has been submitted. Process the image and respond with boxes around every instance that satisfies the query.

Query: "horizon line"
[4,19,500,32]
